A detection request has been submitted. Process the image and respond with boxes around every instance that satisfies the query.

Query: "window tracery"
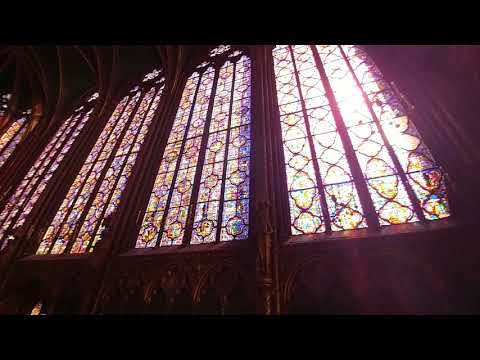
[0,93,98,251]
[36,70,165,254]
[272,45,450,236]
[136,46,251,248]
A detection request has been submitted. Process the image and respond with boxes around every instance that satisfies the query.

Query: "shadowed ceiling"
[0,45,212,125]
[1,44,480,161]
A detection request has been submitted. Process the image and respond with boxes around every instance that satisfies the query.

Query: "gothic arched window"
[136,46,251,248]
[0,92,98,251]
[0,93,32,169]
[36,70,165,255]
[272,45,450,235]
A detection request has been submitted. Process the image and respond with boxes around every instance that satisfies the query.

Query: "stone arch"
[143,262,192,314]
[284,256,362,314]
[98,271,148,314]
[193,261,253,314]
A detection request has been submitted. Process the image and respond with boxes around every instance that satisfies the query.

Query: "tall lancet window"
[0,93,32,169]
[36,70,165,255]
[273,45,450,236]
[0,92,98,251]
[136,46,251,248]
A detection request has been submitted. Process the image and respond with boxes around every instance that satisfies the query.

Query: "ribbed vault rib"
[74,46,97,77]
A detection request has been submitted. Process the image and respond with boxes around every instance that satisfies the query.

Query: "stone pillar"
[250,45,283,314]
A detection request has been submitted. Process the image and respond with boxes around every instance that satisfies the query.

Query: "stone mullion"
[0,89,85,198]
[0,95,104,259]
[337,46,426,223]
[0,106,98,286]
[263,49,293,241]
[84,86,162,253]
[42,95,129,254]
[32,93,124,250]
[0,112,84,241]
[213,62,236,243]
[22,95,116,255]
[61,91,146,254]
[88,73,186,314]
[182,68,220,245]
[0,113,54,205]
[110,75,188,253]
[154,71,204,246]
[0,60,32,183]
[288,46,332,233]
[310,46,381,229]
[263,47,289,314]
[1,94,90,203]
[250,45,280,314]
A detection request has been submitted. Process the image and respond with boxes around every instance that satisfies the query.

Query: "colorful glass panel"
[317,45,418,225]
[0,116,29,168]
[273,45,450,236]
[0,97,97,251]
[273,45,366,234]
[136,50,251,248]
[341,45,449,220]
[36,71,165,255]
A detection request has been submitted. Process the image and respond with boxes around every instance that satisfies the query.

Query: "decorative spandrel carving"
[145,287,167,313]
[194,264,251,314]
[197,285,222,314]
[98,271,149,314]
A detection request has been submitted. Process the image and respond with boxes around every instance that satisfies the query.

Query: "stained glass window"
[136,46,251,248]
[0,94,98,251]
[273,45,450,236]
[0,92,32,169]
[36,70,165,255]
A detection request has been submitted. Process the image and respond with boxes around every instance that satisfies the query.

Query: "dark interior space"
[0,45,479,315]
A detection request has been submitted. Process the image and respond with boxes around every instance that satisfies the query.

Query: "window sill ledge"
[120,240,250,257]
[281,217,459,248]
[19,253,89,262]
[17,240,250,263]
